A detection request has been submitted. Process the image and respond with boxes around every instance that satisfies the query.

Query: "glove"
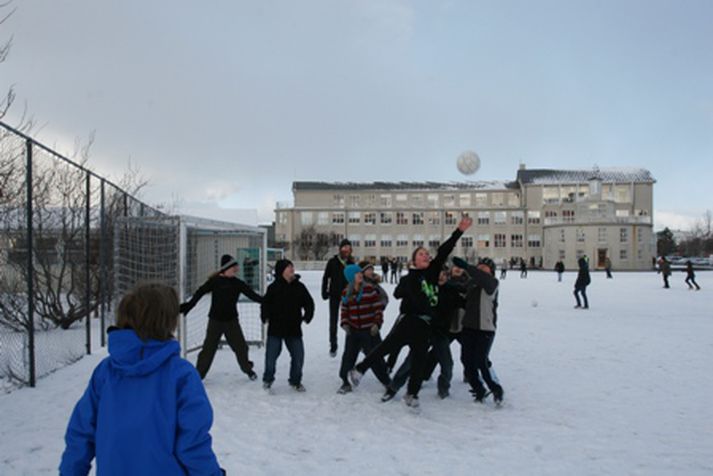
[341,324,351,335]
[370,324,379,337]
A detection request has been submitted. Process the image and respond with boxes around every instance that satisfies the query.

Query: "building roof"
[292,181,518,192]
[517,167,655,185]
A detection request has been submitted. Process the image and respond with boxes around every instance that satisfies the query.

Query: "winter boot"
[403,394,420,409]
[381,388,396,402]
[348,368,363,387]
[337,383,352,394]
[291,383,306,392]
[492,385,504,405]
[248,371,258,381]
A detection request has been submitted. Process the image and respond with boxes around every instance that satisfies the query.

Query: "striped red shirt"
[340,284,384,330]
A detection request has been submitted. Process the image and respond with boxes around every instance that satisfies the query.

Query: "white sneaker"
[348,369,363,387]
[403,394,420,409]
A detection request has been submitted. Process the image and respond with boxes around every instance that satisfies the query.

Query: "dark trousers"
[393,333,453,394]
[423,333,460,380]
[557,272,563,282]
[521,269,527,278]
[263,335,304,385]
[606,268,613,278]
[196,319,254,379]
[339,330,390,386]
[460,328,501,396]
[663,274,670,288]
[390,270,398,284]
[329,296,340,351]
[500,269,507,280]
[685,276,700,289]
[356,316,430,397]
[574,285,589,308]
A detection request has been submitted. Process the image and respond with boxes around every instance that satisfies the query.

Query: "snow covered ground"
[1,269,712,475]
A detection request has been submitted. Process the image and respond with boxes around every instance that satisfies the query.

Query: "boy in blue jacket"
[60,283,224,476]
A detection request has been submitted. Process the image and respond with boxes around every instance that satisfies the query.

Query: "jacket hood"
[107,328,180,377]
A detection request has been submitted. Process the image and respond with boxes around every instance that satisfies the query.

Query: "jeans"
[196,319,254,379]
[339,330,390,386]
[574,285,589,308]
[263,335,304,385]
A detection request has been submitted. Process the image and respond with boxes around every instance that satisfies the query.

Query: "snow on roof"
[517,167,655,185]
[293,181,518,192]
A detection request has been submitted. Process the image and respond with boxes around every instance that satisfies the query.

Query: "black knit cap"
[219,254,238,272]
[479,257,496,274]
[274,259,294,278]
[339,239,352,249]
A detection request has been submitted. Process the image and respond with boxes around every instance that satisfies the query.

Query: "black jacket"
[394,229,463,319]
[575,258,591,288]
[555,262,565,273]
[321,255,355,300]
[433,281,465,336]
[261,275,315,337]
[180,276,263,321]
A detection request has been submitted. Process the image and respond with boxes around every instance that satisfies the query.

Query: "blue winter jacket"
[59,328,223,476]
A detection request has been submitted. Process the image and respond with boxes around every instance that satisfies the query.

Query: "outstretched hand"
[457,215,473,232]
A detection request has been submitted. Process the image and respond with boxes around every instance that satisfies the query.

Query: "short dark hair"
[116,283,179,341]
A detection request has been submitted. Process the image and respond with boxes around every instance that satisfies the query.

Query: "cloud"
[203,181,241,201]
[654,210,699,231]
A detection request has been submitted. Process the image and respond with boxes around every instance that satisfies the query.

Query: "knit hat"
[274,259,294,278]
[359,261,374,273]
[343,264,362,284]
[219,254,238,273]
[478,257,496,274]
[339,239,352,249]
[452,256,469,270]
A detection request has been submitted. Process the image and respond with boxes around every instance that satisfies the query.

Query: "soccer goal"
[113,215,267,356]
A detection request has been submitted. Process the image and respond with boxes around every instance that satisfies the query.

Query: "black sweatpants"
[339,330,390,386]
[196,319,253,379]
[460,328,501,397]
[356,316,430,397]
[686,276,700,289]
[329,296,341,351]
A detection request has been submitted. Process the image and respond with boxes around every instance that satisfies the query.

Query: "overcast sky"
[2,0,711,229]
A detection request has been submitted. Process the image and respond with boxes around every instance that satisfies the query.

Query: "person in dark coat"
[574,256,591,309]
[520,258,528,278]
[381,258,390,279]
[180,254,263,380]
[658,257,672,289]
[321,239,355,357]
[348,216,473,409]
[555,261,565,282]
[605,257,613,279]
[685,260,701,290]
[261,260,315,392]
[61,283,224,476]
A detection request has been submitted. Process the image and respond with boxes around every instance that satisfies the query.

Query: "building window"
[445,211,457,225]
[412,194,424,207]
[332,212,345,224]
[494,211,507,224]
[462,236,474,248]
[380,235,392,248]
[317,212,329,225]
[545,210,557,218]
[428,212,441,226]
[508,193,520,207]
[558,249,566,260]
[364,234,377,248]
[349,234,361,247]
[562,210,575,223]
[598,227,607,242]
[528,234,541,247]
[543,187,559,205]
[349,194,360,208]
[301,212,313,226]
[396,234,409,247]
[364,194,377,208]
[380,212,393,224]
[511,234,523,248]
[412,212,424,225]
[637,229,644,242]
[443,194,455,207]
[494,233,507,248]
[616,209,630,218]
[396,212,408,225]
[428,236,441,248]
[364,212,376,225]
[412,235,424,247]
[460,194,471,208]
[560,229,566,242]
[615,185,631,203]
[620,249,628,260]
[511,211,524,225]
[396,194,408,204]
[492,193,505,206]
[475,193,488,207]
[277,212,288,225]
[380,194,392,208]
[428,194,441,208]
[561,186,576,203]
[576,228,586,242]
[477,234,490,248]
[477,211,490,225]
[348,212,360,224]
[637,248,643,260]
[528,211,541,224]
[576,249,585,259]
[620,228,628,243]
[333,194,345,207]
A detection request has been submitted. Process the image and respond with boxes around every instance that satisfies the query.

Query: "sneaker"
[470,387,486,403]
[248,371,258,381]
[291,383,306,392]
[263,381,273,393]
[329,346,338,358]
[348,369,363,387]
[574,305,582,309]
[381,388,396,402]
[492,385,504,405]
[337,383,352,395]
[438,389,450,399]
[403,394,420,408]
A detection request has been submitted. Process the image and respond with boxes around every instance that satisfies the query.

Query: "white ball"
[531,300,538,308]
[456,150,481,176]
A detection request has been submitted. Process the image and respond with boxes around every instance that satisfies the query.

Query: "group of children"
[59,217,505,474]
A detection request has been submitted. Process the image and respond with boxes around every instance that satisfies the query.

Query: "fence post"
[25,139,36,387]
[99,179,106,347]
[85,172,91,355]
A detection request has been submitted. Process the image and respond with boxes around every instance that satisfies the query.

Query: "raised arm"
[429,216,472,277]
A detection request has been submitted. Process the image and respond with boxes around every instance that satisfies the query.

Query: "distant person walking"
[555,260,565,282]
[685,261,701,290]
[574,257,591,309]
[520,258,528,278]
[322,239,355,357]
[658,257,672,289]
[605,257,613,279]
[390,259,399,284]
[500,258,507,280]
